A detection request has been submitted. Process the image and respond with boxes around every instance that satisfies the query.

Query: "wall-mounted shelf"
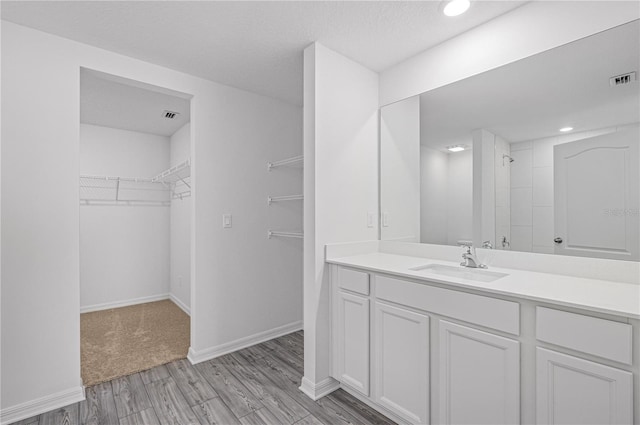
[267,194,304,205]
[268,230,303,239]
[80,159,192,205]
[267,155,303,171]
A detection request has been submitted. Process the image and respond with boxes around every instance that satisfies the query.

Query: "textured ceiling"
[81,70,191,136]
[419,20,640,150]
[1,1,528,105]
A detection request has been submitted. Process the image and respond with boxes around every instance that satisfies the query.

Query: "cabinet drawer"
[337,267,370,295]
[375,274,519,335]
[536,307,632,365]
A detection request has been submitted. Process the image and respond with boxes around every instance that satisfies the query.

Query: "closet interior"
[78,69,192,385]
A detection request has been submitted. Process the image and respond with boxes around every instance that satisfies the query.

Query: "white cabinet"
[536,348,633,425]
[336,290,370,396]
[438,320,520,425]
[374,301,429,424]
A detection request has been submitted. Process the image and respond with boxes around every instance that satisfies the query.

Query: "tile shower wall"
[509,123,639,253]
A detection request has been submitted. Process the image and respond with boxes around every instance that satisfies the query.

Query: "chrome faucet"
[460,245,487,269]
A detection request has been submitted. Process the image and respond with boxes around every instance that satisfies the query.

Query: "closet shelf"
[267,155,303,171]
[267,194,303,205]
[80,158,192,205]
[268,230,303,239]
[152,159,191,184]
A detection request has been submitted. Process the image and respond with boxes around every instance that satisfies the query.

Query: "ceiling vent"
[610,72,636,86]
[162,110,180,119]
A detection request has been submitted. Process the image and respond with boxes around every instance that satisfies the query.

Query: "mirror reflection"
[380,20,639,261]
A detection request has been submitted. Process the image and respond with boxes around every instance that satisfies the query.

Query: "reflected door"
[554,128,639,260]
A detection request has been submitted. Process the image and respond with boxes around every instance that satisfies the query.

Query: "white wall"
[446,149,473,246]
[420,147,448,244]
[509,123,639,254]
[302,43,378,397]
[169,123,191,313]
[379,1,640,106]
[419,147,472,246]
[494,136,511,250]
[80,124,170,311]
[380,96,420,241]
[1,21,302,422]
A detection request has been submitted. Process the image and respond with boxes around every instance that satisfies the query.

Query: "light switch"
[382,212,389,227]
[222,214,232,228]
[367,212,375,228]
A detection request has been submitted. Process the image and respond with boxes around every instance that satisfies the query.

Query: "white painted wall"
[80,124,170,311]
[302,43,378,396]
[420,147,448,245]
[1,21,302,422]
[380,96,420,241]
[379,1,640,106]
[419,147,472,246]
[494,136,511,250]
[169,123,191,313]
[509,123,639,254]
[446,149,473,246]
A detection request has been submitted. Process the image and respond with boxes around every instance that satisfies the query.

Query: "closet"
[78,69,192,385]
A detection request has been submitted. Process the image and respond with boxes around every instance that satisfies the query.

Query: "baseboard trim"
[169,294,191,316]
[187,320,302,364]
[80,293,170,313]
[0,386,85,425]
[339,384,411,425]
[299,376,340,401]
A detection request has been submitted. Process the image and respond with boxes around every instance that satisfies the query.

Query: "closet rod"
[267,194,304,205]
[267,155,303,171]
[268,230,303,239]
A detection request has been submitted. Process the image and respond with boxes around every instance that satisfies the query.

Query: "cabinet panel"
[536,307,632,365]
[536,348,632,425]
[439,320,520,425]
[337,291,370,395]
[374,301,429,424]
[338,267,370,295]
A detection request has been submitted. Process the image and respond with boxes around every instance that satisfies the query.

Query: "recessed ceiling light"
[447,145,465,152]
[442,0,471,17]
[559,127,574,132]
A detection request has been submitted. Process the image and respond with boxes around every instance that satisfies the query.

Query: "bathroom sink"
[409,264,508,283]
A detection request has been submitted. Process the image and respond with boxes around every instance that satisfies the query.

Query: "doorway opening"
[79,68,193,386]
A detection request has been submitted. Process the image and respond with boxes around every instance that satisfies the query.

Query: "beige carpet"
[81,299,190,386]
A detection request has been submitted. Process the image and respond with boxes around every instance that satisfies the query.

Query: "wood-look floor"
[13,331,395,425]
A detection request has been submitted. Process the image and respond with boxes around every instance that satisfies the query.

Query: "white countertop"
[327,252,640,320]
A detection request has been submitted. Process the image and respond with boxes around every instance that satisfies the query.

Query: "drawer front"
[337,267,370,295]
[375,274,519,335]
[536,307,632,365]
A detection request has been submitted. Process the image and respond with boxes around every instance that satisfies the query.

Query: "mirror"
[380,20,639,261]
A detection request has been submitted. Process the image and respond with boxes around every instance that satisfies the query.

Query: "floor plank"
[111,373,152,418]
[39,404,79,425]
[145,378,200,425]
[118,408,161,425]
[327,390,396,425]
[260,339,304,374]
[237,408,282,425]
[195,361,262,418]
[216,354,309,425]
[79,382,120,425]
[192,397,241,425]
[166,359,218,406]
[293,415,325,425]
[233,350,362,425]
[140,364,170,385]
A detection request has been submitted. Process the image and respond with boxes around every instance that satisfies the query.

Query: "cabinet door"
[439,320,520,425]
[374,301,429,424]
[536,348,633,425]
[336,291,370,396]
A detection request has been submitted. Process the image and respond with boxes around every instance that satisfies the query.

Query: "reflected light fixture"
[442,0,471,17]
[447,145,465,152]
[559,127,574,132]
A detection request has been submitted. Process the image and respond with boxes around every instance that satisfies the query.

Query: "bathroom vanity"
[326,242,640,425]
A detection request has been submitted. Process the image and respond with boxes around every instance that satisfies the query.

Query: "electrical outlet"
[382,212,390,227]
[223,214,232,228]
